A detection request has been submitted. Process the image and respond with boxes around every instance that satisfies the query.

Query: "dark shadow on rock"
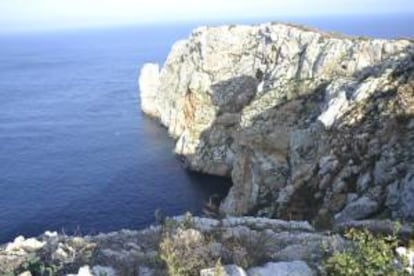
[210,75,258,114]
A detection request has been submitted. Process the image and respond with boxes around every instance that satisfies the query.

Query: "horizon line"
[1,12,413,36]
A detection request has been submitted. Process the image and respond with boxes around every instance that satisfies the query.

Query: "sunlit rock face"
[139,63,160,117]
[139,22,414,224]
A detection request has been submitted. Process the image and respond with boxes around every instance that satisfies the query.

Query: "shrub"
[222,230,276,268]
[159,228,218,276]
[15,253,60,276]
[324,228,409,276]
[159,212,220,276]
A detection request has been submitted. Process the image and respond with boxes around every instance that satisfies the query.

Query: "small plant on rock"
[15,253,60,276]
[324,228,409,276]
[214,258,225,276]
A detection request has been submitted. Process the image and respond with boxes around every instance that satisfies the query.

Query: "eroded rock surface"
[0,216,345,275]
[139,22,414,224]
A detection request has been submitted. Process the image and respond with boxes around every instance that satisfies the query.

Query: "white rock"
[247,261,314,276]
[139,63,160,117]
[318,80,357,129]
[67,265,93,276]
[200,264,247,276]
[53,246,69,259]
[6,236,45,253]
[44,231,58,238]
[396,246,414,273]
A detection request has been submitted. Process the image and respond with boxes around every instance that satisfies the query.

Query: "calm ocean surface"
[0,15,412,243]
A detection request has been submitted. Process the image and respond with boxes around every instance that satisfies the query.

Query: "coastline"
[2,20,414,275]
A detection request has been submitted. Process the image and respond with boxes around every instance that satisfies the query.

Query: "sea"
[0,14,413,243]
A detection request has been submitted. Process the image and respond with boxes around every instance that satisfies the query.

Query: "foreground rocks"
[0,216,342,275]
[2,215,413,275]
[200,260,314,276]
[139,22,414,224]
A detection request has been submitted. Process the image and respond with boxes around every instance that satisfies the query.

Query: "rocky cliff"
[139,22,414,226]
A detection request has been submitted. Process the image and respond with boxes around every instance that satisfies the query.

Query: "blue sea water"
[0,24,230,243]
[0,15,413,243]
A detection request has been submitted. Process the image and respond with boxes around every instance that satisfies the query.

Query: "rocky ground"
[1,215,413,275]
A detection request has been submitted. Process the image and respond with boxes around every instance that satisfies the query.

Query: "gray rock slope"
[0,216,342,275]
[139,22,414,225]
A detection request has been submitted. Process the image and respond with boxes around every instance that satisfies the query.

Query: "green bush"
[324,228,409,276]
[15,253,60,276]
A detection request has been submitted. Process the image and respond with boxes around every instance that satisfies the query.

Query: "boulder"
[334,196,379,223]
[247,261,314,276]
[6,236,45,253]
[200,264,247,276]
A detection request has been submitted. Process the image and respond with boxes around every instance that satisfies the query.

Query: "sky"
[0,0,413,33]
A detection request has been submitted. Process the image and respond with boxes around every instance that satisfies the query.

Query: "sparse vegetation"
[158,212,278,274]
[159,212,219,276]
[214,258,225,276]
[324,228,409,276]
[14,253,60,276]
[222,230,276,268]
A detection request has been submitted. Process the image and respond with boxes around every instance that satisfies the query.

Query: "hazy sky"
[0,0,413,32]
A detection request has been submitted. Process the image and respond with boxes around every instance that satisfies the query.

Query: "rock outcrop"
[3,215,412,275]
[139,22,414,224]
[0,216,345,275]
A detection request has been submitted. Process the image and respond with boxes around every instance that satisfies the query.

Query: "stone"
[319,155,338,176]
[6,236,45,253]
[385,174,414,220]
[247,261,314,276]
[356,172,371,193]
[92,266,116,276]
[200,264,247,276]
[400,173,414,220]
[334,196,379,223]
[44,231,58,238]
[68,265,93,276]
[138,266,156,276]
[326,193,347,213]
[272,244,313,261]
[346,193,358,204]
[396,247,414,273]
[318,80,353,129]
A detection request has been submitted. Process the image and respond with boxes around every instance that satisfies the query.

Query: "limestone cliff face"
[139,23,414,225]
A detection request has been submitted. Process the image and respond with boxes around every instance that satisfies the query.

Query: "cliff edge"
[139,22,414,226]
